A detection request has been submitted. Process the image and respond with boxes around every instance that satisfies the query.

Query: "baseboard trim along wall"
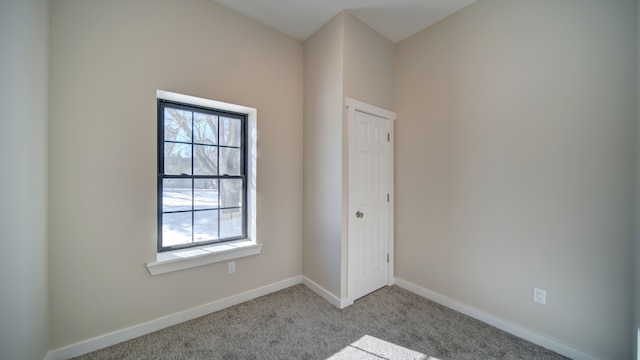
[302,276,353,309]
[394,278,600,360]
[45,275,600,360]
[45,276,303,360]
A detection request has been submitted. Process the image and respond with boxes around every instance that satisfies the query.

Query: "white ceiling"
[212,0,477,43]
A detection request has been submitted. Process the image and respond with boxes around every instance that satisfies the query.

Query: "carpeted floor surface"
[73,284,568,359]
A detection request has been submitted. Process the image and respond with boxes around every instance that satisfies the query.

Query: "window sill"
[145,240,262,276]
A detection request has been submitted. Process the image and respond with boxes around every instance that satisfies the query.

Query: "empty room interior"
[1,0,639,359]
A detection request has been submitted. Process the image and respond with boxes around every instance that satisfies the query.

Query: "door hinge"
[387,132,390,142]
[387,254,389,263]
[387,193,390,202]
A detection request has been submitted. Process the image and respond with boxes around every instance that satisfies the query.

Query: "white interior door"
[347,98,394,303]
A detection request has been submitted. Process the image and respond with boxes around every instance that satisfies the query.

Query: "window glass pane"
[163,179,192,212]
[220,179,243,208]
[194,210,219,242]
[162,212,192,246]
[194,179,218,210]
[164,108,192,143]
[158,99,248,251]
[219,147,241,176]
[193,145,218,175]
[164,143,192,175]
[193,113,218,145]
[220,208,243,238]
[219,117,242,147]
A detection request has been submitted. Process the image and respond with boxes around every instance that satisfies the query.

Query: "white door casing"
[346,98,395,303]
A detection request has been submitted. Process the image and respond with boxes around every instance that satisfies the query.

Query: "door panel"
[348,109,391,302]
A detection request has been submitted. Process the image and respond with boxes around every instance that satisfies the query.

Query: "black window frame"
[157,99,248,252]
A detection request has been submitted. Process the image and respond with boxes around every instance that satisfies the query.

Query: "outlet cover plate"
[533,287,546,304]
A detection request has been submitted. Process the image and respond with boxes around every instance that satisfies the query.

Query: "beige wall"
[635,0,640,358]
[343,12,395,111]
[303,11,394,300]
[0,0,50,359]
[303,13,345,298]
[49,0,303,348]
[395,1,636,359]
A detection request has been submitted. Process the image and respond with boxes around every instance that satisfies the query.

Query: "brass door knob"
[356,211,364,218]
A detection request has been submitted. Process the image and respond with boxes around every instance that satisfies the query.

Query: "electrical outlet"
[533,287,546,305]
[228,262,236,274]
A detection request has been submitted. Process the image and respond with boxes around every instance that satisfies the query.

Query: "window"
[158,99,247,252]
[147,90,259,275]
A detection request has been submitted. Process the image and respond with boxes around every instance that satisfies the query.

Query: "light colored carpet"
[73,284,568,359]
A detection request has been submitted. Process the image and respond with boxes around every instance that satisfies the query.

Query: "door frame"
[344,97,395,306]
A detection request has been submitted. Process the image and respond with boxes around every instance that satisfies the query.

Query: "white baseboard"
[45,275,600,360]
[394,278,601,360]
[302,276,353,309]
[46,276,302,360]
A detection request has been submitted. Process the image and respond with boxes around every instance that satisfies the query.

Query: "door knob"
[356,211,364,218]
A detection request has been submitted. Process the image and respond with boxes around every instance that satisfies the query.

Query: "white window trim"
[147,90,259,276]
[147,240,262,275]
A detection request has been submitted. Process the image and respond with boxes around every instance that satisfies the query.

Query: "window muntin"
[158,100,247,252]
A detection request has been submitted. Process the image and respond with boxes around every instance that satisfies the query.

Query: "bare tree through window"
[158,101,246,251]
